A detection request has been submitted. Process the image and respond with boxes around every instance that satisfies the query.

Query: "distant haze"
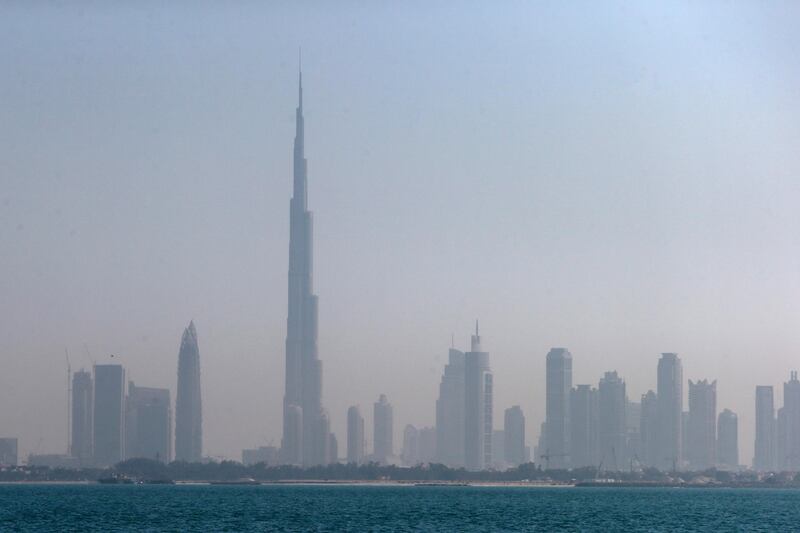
[1,1,799,464]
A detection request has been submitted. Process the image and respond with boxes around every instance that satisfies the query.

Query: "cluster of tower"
[431,324,527,471]
[67,322,202,467]
[339,325,524,470]
[276,72,795,474]
[753,372,800,471]
[538,351,740,472]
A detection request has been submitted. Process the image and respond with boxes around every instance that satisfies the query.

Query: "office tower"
[418,427,437,464]
[640,390,658,467]
[175,321,202,463]
[328,432,338,464]
[777,407,787,471]
[435,348,465,467]
[126,382,171,462]
[546,348,572,469]
[754,385,776,471]
[717,408,738,469]
[71,369,93,465]
[657,353,682,471]
[93,364,126,466]
[313,411,332,465]
[0,438,17,466]
[373,394,393,464]
[346,406,365,464]
[597,372,627,471]
[464,323,493,470]
[281,68,328,468]
[625,400,642,466]
[681,411,689,463]
[504,405,526,468]
[687,379,717,470]
[402,425,420,466]
[783,371,800,471]
[570,385,598,469]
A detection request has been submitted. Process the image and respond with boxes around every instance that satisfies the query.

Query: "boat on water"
[209,478,261,486]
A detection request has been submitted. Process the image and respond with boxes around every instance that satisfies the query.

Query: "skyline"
[2,2,800,464]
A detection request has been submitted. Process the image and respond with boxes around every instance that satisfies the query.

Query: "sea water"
[1,484,797,531]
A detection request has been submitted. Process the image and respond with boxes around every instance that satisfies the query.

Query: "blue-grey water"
[1,484,798,531]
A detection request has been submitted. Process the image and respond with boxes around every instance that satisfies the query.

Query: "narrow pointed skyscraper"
[175,321,202,462]
[464,321,493,470]
[282,67,327,466]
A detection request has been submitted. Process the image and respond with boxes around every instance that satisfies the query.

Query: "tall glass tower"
[282,68,327,466]
[175,321,202,462]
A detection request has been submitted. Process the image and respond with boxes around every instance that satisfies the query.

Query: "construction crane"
[539,449,568,470]
[83,343,96,366]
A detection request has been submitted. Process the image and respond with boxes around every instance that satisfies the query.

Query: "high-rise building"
[754,385,775,471]
[598,371,627,471]
[93,364,126,467]
[464,322,492,471]
[281,68,328,467]
[435,348,465,467]
[625,400,642,466]
[777,406,787,471]
[373,394,393,464]
[312,411,332,466]
[0,438,17,466]
[327,431,338,464]
[504,405,526,468]
[126,382,171,462]
[783,371,800,471]
[570,385,598,469]
[640,390,659,468]
[175,321,202,463]
[687,379,717,470]
[681,410,690,464]
[717,408,738,469]
[418,427,437,464]
[402,425,420,466]
[346,406,365,465]
[656,353,682,471]
[71,369,93,465]
[545,348,572,469]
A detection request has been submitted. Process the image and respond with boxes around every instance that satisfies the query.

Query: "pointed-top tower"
[471,319,482,352]
[175,320,202,462]
[282,65,327,466]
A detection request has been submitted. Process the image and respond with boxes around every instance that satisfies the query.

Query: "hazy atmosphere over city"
[2,1,800,468]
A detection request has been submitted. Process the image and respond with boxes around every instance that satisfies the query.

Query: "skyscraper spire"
[298,48,303,111]
[283,68,327,467]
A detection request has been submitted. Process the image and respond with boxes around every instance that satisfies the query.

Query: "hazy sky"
[2,1,799,464]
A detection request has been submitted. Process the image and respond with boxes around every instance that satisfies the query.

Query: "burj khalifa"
[281,68,331,466]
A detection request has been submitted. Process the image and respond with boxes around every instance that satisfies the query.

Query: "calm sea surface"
[1,484,798,532]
